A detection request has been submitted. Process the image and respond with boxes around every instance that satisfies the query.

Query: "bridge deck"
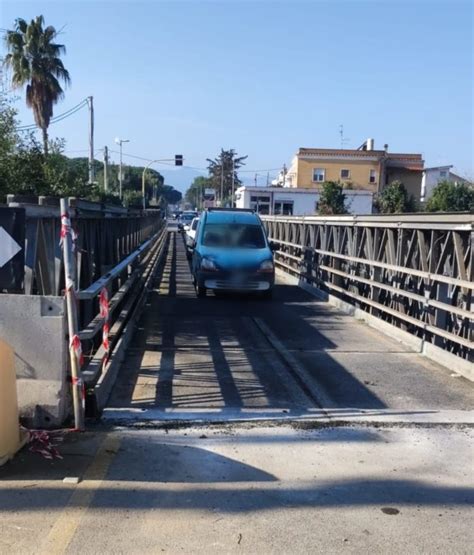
[106,230,472,422]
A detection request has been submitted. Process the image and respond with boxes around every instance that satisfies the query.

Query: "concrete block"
[0,295,69,427]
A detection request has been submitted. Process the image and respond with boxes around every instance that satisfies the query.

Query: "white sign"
[204,188,215,196]
[0,226,22,268]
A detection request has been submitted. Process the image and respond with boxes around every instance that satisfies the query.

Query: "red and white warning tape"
[26,429,65,460]
[60,211,78,292]
[99,287,110,359]
[70,333,84,367]
[59,212,71,246]
[72,375,86,413]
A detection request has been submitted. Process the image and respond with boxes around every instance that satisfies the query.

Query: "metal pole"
[119,141,123,200]
[142,164,148,210]
[220,151,224,206]
[142,160,160,210]
[103,146,109,193]
[60,198,85,431]
[231,158,235,208]
[88,96,95,184]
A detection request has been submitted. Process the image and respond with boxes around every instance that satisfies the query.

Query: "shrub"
[376,180,417,213]
[426,180,473,212]
[318,181,348,215]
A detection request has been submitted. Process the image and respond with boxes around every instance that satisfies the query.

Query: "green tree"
[376,180,417,213]
[4,15,71,155]
[317,181,348,215]
[426,180,474,212]
[185,176,211,207]
[123,190,143,208]
[206,149,247,204]
[0,92,20,200]
[0,92,182,204]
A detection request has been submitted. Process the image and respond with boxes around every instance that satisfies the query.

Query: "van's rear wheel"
[197,286,207,298]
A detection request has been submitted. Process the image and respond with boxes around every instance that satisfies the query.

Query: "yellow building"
[286,139,424,200]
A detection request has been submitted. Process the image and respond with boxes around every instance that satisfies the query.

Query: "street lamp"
[115,137,130,199]
[142,155,183,210]
[142,159,162,210]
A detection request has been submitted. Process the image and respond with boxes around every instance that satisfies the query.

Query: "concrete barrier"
[0,295,69,428]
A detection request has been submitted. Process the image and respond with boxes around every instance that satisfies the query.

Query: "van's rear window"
[202,223,266,249]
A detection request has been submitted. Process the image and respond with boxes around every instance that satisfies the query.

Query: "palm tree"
[4,16,70,155]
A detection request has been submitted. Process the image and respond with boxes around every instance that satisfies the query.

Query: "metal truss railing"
[261,213,473,361]
[5,195,162,297]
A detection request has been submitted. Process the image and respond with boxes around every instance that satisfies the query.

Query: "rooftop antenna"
[339,124,350,149]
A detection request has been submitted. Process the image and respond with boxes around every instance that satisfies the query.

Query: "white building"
[421,166,469,201]
[235,186,373,216]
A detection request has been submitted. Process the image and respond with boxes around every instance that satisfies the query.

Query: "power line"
[17,99,88,129]
[16,98,88,130]
[239,167,281,173]
[108,150,282,174]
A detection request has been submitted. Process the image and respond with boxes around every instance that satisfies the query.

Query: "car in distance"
[191,208,276,298]
[185,217,200,258]
[178,211,197,231]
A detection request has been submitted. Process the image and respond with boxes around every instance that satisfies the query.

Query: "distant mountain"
[159,167,207,193]
[159,166,260,192]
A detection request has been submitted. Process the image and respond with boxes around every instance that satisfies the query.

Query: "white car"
[185,217,199,257]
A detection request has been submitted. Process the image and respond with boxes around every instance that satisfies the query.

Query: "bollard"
[0,339,27,466]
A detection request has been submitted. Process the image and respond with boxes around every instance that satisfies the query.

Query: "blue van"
[191,208,276,298]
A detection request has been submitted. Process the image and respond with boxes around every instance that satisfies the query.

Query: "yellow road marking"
[38,434,121,555]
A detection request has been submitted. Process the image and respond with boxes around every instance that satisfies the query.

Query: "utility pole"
[220,151,224,206]
[266,172,270,187]
[254,173,257,186]
[231,157,235,208]
[88,96,95,184]
[282,164,287,187]
[115,138,130,200]
[103,146,109,193]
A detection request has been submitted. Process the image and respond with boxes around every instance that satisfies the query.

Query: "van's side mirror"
[270,241,280,252]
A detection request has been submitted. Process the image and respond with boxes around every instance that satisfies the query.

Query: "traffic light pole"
[142,155,183,210]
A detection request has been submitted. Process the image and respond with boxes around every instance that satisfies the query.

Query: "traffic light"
[175,154,183,166]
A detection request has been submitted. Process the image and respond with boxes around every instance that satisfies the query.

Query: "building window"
[369,169,377,184]
[250,195,270,214]
[341,169,350,179]
[440,170,447,179]
[313,168,325,182]
[250,195,270,202]
[274,201,294,216]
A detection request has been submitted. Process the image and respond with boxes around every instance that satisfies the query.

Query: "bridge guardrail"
[261,213,473,367]
[0,196,166,427]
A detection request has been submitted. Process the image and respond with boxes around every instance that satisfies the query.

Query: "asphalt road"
[1,426,473,554]
[106,228,473,424]
[1,228,473,554]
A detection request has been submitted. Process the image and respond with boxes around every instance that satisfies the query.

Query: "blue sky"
[1,0,473,190]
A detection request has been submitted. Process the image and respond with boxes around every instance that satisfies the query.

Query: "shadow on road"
[108,231,387,414]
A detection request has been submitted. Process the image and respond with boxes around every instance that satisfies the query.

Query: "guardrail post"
[60,198,85,431]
